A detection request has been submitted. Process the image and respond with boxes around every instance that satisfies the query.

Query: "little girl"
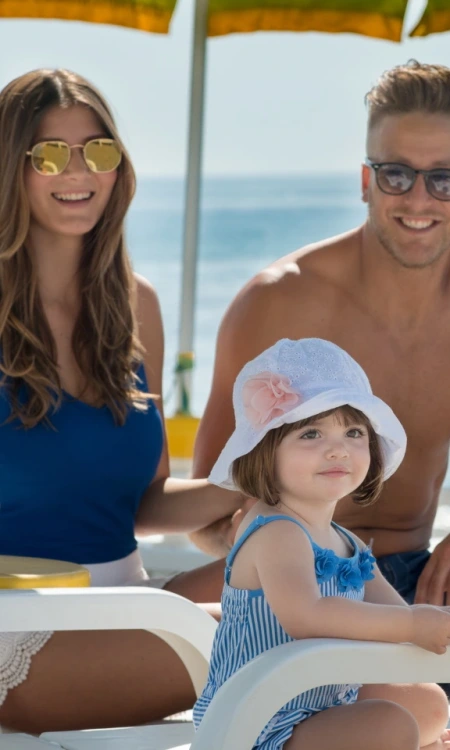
[193,338,450,750]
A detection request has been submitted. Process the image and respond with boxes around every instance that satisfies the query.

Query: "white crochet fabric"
[0,631,53,706]
[210,338,407,490]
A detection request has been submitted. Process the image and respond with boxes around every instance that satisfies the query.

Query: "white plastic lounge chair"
[190,638,450,750]
[14,639,450,749]
[3,590,450,750]
[41,639,450,750]
[0,587,216,750]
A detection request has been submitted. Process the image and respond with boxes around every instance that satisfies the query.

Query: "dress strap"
[225,514,315,583]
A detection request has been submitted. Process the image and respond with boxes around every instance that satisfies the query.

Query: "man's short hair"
[365,59,450,130]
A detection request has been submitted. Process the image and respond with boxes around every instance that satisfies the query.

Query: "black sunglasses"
[365,159,450,202]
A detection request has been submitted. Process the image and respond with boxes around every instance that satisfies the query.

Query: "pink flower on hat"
[243,371,300,428]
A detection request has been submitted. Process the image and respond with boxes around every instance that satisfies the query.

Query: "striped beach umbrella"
[410,0,450,36]
[207,0,409,41]
[0,0,176,33]
[0,0,413,39]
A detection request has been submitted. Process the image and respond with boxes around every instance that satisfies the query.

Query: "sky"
[0,0,449,176]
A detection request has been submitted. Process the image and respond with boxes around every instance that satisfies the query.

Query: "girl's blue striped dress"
[193,514,376,749]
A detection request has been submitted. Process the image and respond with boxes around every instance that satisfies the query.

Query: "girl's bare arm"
[254,522,450,654]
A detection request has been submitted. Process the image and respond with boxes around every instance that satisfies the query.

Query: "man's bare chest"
[269,307,450,446]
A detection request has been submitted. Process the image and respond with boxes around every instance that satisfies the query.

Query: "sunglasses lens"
[84,139,122,173]
[376,164,414,195]
[31,142,70,175]
[427,171,450,200]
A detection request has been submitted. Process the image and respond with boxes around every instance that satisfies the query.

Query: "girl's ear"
[361,163,370,204]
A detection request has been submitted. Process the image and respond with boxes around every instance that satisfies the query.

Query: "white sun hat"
[209,338,407,490]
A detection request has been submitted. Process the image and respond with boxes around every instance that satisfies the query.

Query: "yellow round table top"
[0,555,90,589]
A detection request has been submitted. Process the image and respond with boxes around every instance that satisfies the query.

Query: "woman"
[0,68,239,733]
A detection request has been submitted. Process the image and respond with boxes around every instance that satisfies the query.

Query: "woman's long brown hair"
[0,68,149,427]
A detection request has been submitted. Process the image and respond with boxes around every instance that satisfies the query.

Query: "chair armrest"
[0,587,217,695]
[192,638,450,750]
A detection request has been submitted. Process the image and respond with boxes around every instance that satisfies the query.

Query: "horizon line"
[135,169,361,179]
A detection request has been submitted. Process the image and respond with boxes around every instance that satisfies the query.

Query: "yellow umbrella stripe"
[410,0,450,37]
[0,0,176,33]
[208,0,409,41]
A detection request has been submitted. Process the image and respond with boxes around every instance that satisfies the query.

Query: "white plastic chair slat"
[0,735,59,748]
[0,588,215,643]
[42,722,194,749]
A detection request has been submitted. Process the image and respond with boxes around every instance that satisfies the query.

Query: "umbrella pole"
[175,0,208,416]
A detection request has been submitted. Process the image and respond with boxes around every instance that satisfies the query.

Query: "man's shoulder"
[217,228,361,359]
[270,227,359,277]
[233,228,360,312]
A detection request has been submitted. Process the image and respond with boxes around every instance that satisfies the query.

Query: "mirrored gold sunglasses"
[26,138,122,176]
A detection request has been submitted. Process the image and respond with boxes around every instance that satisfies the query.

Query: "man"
[192,59,450,610]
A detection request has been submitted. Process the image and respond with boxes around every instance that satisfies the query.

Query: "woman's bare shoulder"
[134,273,160,310]
[133,274,164,383]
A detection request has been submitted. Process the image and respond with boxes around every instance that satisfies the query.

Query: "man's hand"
[415,535,450,605]
[189,496,257,557]
[225,497,258,548]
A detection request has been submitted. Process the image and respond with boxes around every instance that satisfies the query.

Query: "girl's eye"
[346,427,365,438]
[300,429,320,439]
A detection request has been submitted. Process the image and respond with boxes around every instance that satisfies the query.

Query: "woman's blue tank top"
[0,364,163,564]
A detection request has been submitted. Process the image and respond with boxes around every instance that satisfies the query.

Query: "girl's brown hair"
[0,68,148,427]
[232,405,384,507]
[365,59,450,130]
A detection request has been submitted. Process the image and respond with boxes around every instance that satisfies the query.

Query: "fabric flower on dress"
[358,548,376,582]
[336,560,363,593]
[314,548,338,583]
[242,372,300,428]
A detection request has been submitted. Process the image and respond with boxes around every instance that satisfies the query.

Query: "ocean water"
[128,172,366,415]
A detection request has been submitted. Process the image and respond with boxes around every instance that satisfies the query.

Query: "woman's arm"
[136,476,242,535]
[133,275,241,536]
